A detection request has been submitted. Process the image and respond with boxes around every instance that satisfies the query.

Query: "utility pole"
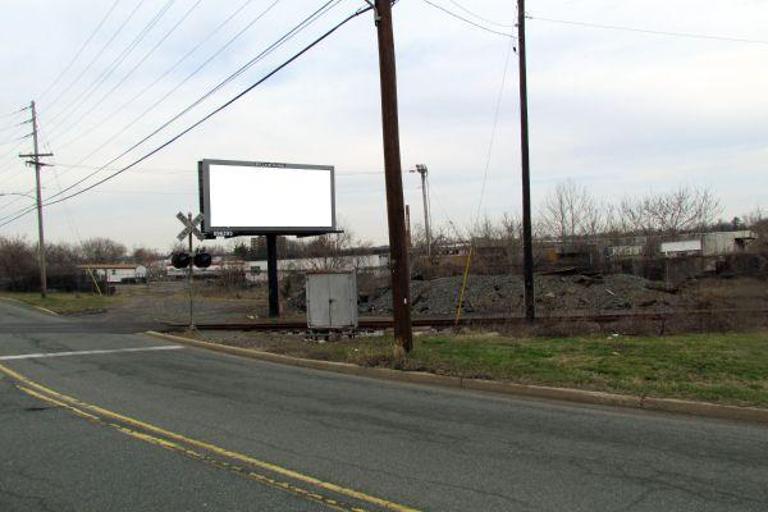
[405,204,412,249]
[19,101,53,299]
[410,164,431,258]
[374,0,413,356]
[517,0,535,321]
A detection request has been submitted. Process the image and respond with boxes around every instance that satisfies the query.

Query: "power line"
[0,139,30,168]
[45,0,177,132]
[447,0,515,29]
[52,0,283,155]
[42,0,147,115]
[421,0,516,38]
[0,119,30,135]
[0,133,31,147]
[0,105,30,120]
[54,162,384,176]
[474,34,515,225]
[48,0,336,197]
[37,0,123,101]
[2,0,297,208]
[47,0,203,143]
[527,15,768,46]
[43,5,372,214]
[51,0,262,153]
[0,5,372,228]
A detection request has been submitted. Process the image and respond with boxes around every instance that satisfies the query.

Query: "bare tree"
[79,237,127,263]
[300,227,365,272]
[540,180,603,245]
[0,236,36,290]
[620,186,722,235]
[744,207,768,252]
[46,242,80,289]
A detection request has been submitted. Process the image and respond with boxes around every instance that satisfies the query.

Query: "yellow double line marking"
[0,362,419,512]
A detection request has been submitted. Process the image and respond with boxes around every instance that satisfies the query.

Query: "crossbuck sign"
[176,212,205,241]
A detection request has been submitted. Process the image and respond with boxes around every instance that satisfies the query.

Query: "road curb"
[0,297,60,317]
[146,331,768,425]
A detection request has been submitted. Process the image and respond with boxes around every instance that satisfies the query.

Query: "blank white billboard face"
[206,163,334,231]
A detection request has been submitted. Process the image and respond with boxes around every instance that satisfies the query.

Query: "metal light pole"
[410,164,431,258]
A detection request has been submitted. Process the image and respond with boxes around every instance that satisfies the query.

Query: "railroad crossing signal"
[177,212,204,241]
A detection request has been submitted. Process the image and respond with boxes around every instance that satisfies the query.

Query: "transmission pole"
[374,0,413,356]
[411,164,431,258]
[19,101,53,299]
[517,0,535,321]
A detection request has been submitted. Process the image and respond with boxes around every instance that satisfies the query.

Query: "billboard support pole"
[374,0,413,357]
[267,234,279,317]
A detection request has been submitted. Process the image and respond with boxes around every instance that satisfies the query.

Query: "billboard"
[199,159,336,237]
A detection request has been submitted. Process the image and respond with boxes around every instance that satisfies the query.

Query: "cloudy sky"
[0,0,766,250]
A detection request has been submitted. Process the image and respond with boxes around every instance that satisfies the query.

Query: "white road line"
[0,345,183,361]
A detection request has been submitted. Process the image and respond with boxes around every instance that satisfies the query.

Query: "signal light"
[171,252,192,269]
[194,252,212,269]
[172,251,213,269]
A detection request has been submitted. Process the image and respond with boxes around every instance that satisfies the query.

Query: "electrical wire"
[447,0,515,29]
[43,0,147,116]
[0,119,30,135]
[0,133,31,148]
[53,162,384,176]
[51,0,262,153]
[46,0,204,143]
[37,0,123,102]
[52,0,291,175]
[421,0,515,38]
[0,5,373,229]
[45,0,177,132]
[474,34,515,225]
[1,0,294,208]
[48,0,337,196]
[0,140,28,167]
[527,15,768,46]
[0,105,29,120]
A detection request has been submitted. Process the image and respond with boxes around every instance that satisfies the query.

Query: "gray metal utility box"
[305,271,358,330]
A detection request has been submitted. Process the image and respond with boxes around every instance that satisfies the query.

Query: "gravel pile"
[359,273,689,316]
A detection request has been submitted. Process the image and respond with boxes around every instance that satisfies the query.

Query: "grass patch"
[0,292,120,315]
[203,330,768,407]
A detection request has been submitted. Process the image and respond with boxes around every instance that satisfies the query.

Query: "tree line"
[0,237,162,291]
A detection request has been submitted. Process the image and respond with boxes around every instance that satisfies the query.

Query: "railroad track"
[163,308,768,332]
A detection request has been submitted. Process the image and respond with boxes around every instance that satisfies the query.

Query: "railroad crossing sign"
[176,212,205,241]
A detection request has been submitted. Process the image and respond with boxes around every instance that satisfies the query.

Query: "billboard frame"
[198,159,337,237]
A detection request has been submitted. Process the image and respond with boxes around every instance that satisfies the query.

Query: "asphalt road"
[0,301,766,511]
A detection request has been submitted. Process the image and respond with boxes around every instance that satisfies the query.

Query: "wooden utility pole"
[517,0,536,321]
[19,101,53,299]
[374,0,413,355]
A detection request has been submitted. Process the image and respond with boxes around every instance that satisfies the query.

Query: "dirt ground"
[85,280,281,325]
[65,274,767,326]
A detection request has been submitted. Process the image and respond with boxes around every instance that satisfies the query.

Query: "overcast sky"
[0,0,766,250]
